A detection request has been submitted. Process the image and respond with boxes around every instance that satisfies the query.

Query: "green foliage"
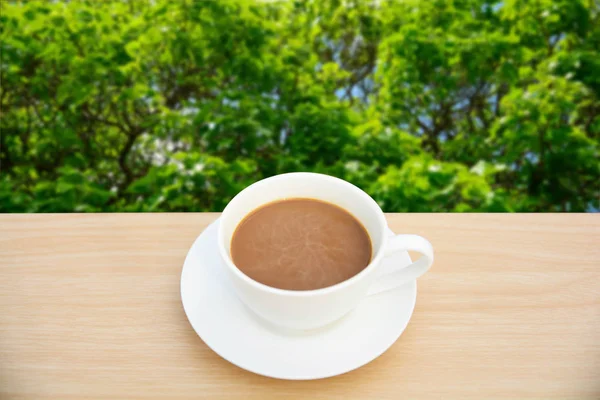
[1,0,598,212]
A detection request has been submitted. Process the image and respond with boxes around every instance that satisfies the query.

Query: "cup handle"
[367,233,434,296]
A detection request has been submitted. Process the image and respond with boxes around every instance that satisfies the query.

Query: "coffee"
[230,198,372,291]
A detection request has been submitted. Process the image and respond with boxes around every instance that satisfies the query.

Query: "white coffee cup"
[218,172,434,330]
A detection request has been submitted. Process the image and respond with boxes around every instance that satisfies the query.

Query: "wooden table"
[1,214,599,399]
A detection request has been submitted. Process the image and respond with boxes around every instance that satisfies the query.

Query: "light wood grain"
[1,214,599,399]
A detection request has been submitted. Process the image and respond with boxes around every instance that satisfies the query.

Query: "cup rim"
[217,172,388,297]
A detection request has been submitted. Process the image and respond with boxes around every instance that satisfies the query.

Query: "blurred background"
[0,0,598,213]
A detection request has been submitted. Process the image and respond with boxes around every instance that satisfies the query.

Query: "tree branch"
[118,129,142,188]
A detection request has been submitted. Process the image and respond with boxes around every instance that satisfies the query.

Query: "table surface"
[1,214,599,399]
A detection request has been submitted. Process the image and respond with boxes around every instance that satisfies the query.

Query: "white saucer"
[180,219,417,380]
